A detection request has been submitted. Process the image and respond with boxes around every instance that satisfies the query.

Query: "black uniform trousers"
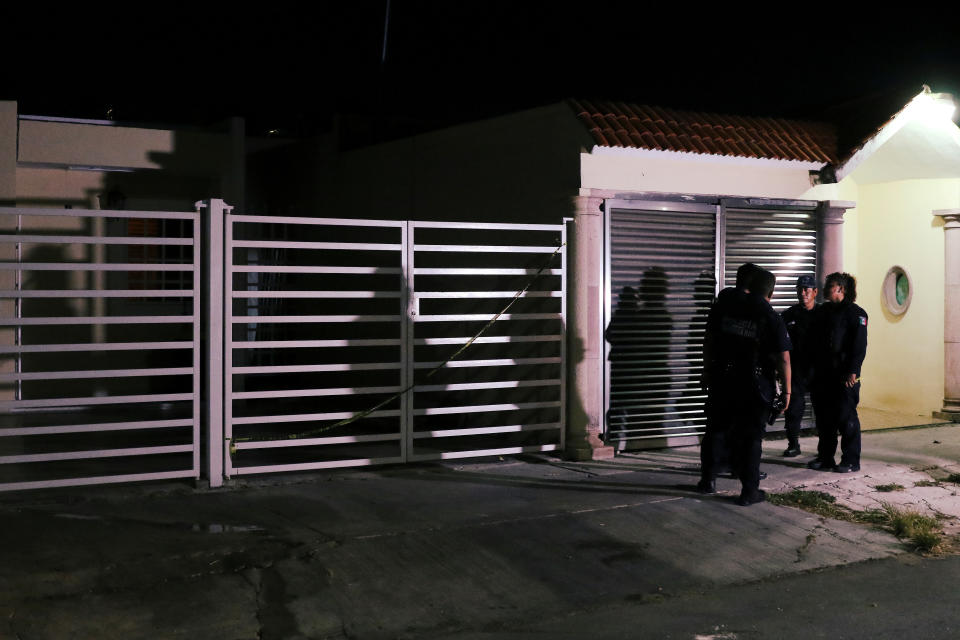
[783,377,808,443]
[811,380,861,466]
[702,380,770,494]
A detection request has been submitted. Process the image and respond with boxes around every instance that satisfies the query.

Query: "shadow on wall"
[605,267,718,447]
[606,267,674,440]
[6,126,227,405]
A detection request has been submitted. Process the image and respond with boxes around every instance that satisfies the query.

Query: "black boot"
[783,441,801,457]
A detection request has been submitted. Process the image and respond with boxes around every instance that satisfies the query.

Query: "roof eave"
[835,88,958,182]
[589,145,824,170]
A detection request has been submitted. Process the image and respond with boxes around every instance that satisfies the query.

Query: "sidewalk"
[0,423,957,639]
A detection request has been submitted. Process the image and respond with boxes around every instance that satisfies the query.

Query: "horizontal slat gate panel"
[225,216,406,474]
[724,207,818,430]
[606,206,717,445]
[408,222,565,461]
[226,217,566,472]
[0,207,201,491]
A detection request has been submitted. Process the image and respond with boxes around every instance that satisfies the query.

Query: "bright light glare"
[910,92,957,123]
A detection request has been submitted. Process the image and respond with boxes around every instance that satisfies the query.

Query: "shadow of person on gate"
[605,267,675,442]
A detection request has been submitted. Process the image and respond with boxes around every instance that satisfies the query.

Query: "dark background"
[7,2,960,148]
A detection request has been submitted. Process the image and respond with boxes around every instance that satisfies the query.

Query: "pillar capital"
[934,208,960,228]
[573,194,605,218]
[817,200,856,224]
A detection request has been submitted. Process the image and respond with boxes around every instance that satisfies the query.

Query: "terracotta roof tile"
[569,100,838,163]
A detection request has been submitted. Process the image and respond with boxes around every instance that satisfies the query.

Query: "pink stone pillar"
[816,200,855,281]
[934,209,960,422]
[566,195,615,460]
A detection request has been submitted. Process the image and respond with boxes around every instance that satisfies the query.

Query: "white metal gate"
[224,215,565,477]
[0,207,201,491]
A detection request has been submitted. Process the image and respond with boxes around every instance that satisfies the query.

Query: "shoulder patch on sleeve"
[859,316,867,326]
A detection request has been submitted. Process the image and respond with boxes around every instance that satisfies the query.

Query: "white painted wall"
[580,147,819,198]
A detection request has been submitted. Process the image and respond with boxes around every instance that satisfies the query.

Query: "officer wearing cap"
[807,272,868,473]
[779,275,819,457]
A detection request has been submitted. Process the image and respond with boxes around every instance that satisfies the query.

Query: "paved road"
[1,425,958,639]
[430,554,960,640]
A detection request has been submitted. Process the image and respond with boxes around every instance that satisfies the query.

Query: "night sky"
[8,3,960,147]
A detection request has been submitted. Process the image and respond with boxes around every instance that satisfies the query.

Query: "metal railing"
[0,207,201,491]
[224,216,566,476]
[0,204,566,488]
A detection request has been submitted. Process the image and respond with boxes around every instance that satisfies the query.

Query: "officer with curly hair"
[807,272,868,473]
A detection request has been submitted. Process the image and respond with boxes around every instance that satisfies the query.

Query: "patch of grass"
[874,483,905,493]
[874,483,905,492]
[944,473,960,484]
[767,489,854,521]
[856,508,890,525]
[914,480,941,488]
[768,490,947,554]
[880,503,944,553]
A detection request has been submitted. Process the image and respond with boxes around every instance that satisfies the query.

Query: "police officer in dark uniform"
[780,275,819,457]
[698,267,791,504]
[698,263,760,489]
[807,272,868,473]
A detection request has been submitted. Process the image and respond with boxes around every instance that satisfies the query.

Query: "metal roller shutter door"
[604,203,718,446]
[723,205,818,432]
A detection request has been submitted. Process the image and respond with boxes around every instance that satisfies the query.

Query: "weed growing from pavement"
[768,490,947,554]
[914,480,941,487]
[767,490,851,520]
[874,484,906,492]
[944,473,960,484]
[881,504,944,553]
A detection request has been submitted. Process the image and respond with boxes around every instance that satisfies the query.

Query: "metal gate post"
[198,198,232,488]
[401,220,415,461]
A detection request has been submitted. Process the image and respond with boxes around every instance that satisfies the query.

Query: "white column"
[934,209,960,421]
[566,195,615,460]
[816,200,856,280]
[199,198,232,486]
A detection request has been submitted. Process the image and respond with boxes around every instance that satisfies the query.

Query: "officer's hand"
[844,373,858,388]
[782,394,790,413]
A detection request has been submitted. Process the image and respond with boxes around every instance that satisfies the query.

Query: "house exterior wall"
[804,175,957,418]
[4,108,245,211]
[850,178,958,415]
[0,102,249,405]
[319,104,592,223]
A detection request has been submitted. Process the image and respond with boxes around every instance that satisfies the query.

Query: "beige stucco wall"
[849,178,959,415]
[11,116,242,210]
[18,120,231,174]
[580,149,817,198]
[320,104,593,223]
[803,175,955,417]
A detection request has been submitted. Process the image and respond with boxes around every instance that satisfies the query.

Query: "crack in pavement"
[241,569,265,640]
